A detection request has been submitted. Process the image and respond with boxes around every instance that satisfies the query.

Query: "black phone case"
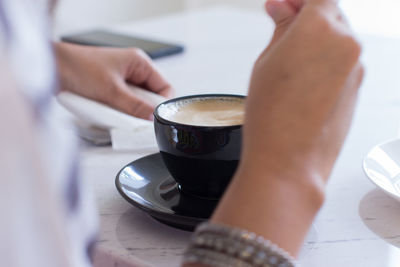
[61,30,184,59]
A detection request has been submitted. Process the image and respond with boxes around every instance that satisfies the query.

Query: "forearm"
[53,42,87,93]
[181,165,324,267]
[53,41,76,72]
[182,0,361,265]
[54,42,75,93]
[211,164,325,257]
[53,42,107,101]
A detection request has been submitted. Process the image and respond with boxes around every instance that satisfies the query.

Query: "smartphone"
[61,30,184,59]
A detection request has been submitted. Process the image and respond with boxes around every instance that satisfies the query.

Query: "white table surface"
[79,7,400,267]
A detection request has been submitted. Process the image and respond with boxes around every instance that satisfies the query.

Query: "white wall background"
[54,0,400,37]
[341,0,400,37]
[54,0,186,35]
[185,0,264,9]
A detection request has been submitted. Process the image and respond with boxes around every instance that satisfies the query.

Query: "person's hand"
[264,0,304,50]
[55,43,173,120]
[244,0,363,188]
[211,0,364,258]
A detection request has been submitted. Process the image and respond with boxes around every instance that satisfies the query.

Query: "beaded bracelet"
[183,222,298,267]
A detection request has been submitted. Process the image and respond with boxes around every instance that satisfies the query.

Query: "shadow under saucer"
[115,153,218,231]
[359,189,400,248]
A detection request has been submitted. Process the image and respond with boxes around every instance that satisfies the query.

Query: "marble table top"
[79,7,400,267]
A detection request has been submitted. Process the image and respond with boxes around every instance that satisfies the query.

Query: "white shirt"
[0,1,98,267]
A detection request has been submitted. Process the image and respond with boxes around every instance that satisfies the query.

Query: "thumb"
[265,0,298,48]
[266,0,297,26]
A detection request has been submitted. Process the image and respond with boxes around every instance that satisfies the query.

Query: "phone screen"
[61,30,184,59]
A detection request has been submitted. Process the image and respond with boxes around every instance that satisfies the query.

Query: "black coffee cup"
[153,94,244,199]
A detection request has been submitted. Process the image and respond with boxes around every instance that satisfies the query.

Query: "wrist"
[53,42,83,93]
[238,150,327,211]
[212,163,325,256]
[53,42,73,62]
[54,42,80,68]
[239,163,326,211]
[53,42,71,79]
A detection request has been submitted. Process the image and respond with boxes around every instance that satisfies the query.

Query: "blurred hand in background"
[55,43,173,120]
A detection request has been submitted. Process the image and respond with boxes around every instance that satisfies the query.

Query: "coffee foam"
[157,96,244,127]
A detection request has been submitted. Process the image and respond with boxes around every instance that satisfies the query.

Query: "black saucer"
[115,153,218,231]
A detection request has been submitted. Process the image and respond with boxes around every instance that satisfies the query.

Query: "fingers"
[263,0,298,52]
[305,0,352,35]
[287,0,304,10]
[307,0,340,13]
[265,0,297,26]
[125,48,173,98]
[110,81,156,121]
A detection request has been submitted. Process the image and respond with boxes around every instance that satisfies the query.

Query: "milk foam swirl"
[157,96,245,127]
